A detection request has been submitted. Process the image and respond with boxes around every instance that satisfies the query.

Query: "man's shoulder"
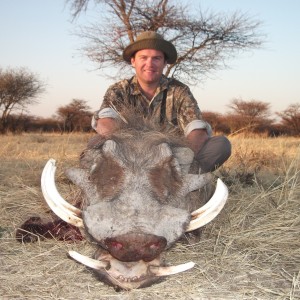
[166,76,189,90]
[108,77,133,91]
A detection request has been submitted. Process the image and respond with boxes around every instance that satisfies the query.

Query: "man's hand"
[186,129,209,155]
[96,118,119,137]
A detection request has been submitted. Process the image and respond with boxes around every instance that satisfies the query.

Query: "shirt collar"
[130,75,169,96]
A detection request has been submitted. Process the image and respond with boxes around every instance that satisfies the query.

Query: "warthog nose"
[104,233,167,262]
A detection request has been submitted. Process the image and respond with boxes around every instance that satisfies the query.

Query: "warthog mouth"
[69,248,195,290]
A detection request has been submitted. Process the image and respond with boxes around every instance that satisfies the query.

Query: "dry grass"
[0,133,299,300]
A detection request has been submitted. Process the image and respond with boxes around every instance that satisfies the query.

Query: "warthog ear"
[102,139,118,154]
[81,140,120,170]
[172,147,194,174]
[152,142,173,164]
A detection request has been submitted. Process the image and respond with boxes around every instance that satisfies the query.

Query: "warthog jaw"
[69,250,195,290]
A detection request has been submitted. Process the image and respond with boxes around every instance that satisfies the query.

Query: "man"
[92,31,231,172]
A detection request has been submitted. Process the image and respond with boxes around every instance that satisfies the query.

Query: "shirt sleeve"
[100,83,121,110]
[91,107,120,130]
[184,120,213,137]
[176,86,200,124]
[173,84,212,136]
[91,83,125,130]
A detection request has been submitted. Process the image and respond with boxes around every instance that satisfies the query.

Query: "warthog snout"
[104,233,167,262]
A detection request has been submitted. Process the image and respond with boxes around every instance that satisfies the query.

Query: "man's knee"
[196,136,231,172]
[213,135,231,160]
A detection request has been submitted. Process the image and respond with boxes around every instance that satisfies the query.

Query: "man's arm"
[174,85,211,153]
[92,80,127,137]
[96,117,119,137]
[186,128,209,155]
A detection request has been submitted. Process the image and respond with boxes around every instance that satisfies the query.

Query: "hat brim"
[123,38,177,64]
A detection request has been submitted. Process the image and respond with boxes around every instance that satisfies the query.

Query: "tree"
[0,67,45,133]
[202,111,230,134]
[5,114,63,133]
[277,103,300,136]
[56,99,92,132]
[227,98,273,134]
[66,0,264,84]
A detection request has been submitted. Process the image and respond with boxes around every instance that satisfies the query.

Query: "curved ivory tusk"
[41,159,84,227]
[186,178,228,232]
[43,159,82,214]
[150,261,195,277]
[69,250,108,270]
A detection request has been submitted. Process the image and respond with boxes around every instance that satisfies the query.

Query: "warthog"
[38,118,228,290]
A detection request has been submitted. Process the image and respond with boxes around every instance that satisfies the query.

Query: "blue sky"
[1,0,299,118]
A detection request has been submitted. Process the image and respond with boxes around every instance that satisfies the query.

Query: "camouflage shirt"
[94,75,209,136]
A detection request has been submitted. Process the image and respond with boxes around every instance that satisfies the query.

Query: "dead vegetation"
[0,133,299,299]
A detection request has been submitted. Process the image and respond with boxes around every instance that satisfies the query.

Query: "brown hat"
[123,31,177,64]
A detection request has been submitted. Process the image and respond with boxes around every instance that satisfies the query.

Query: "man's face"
[131,49,167,86]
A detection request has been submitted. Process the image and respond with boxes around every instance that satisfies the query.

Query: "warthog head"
[41,128,228,289]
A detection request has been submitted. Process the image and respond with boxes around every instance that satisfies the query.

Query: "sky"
[1,0,300,118]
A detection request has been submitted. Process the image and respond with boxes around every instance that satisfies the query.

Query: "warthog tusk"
[149,261,195,276]
[43,159,82,214]
[41,159,84,228]
[68,250,195,277]
[69,250,109,269]
[186,178,228,232]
